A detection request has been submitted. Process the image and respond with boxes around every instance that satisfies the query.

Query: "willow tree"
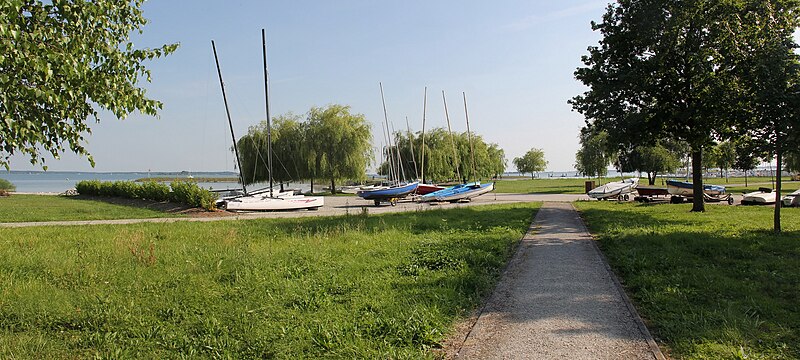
[575,129,613,179]
[305,105,372,194]
[1,0,178,170]
[571,0,743,212]
[513,148,548,179]
[237,113,306,189]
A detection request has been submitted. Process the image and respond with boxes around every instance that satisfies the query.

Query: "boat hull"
[782,189,800,207]
[742,190,777,205]
[224,195,324,211]
[666,180,726,197]
[435,182,494,202]
[415,183,445,195]
[357,182,419,200]
[588,178,638,199]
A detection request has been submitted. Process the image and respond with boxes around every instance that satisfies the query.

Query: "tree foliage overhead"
[513,148,547,179]
[0,0,178,170]
[616,141,681,185]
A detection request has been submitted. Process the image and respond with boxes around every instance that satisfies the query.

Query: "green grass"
[494,177,616,194]
[0,195,180,223]
[0,203,539,358]
[574,201,800,359]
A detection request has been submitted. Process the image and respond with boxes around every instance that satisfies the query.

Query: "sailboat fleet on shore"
[211,30,493,211]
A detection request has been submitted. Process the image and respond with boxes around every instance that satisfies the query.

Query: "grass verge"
[574,201,799,359]
[0,203,539,358]
[0,195,182,223]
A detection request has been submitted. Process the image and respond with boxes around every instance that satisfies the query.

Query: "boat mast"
[420,87,427,184]
[463,92,477,182]
[261,29,274,198]
[212,40,247,195]
[442,90,462,182]
[405,116,419,181]
[379,82,399,184]
[389,120,406,182]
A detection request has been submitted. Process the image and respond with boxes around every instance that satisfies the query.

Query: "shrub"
[0,178,16,192]
[75,180,102,195]
[138,181,171,202]
[76,179,216,210]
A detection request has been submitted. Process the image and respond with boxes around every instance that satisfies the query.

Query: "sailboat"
[417,92,494,203]
[215,30,323,211]
[357,83,418,206]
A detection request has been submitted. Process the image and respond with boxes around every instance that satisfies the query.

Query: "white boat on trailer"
[782,189,800,207]
[588,178,638,200]
[213,30,323,212]
[742,188,777,205]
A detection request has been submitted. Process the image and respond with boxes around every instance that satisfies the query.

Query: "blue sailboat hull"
[357,182,419,200]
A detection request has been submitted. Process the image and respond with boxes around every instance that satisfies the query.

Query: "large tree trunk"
[330,177,336,195]
[774,145,782,233]
[691,148,705,212]
[648,172,656,185]
[310,177,314,195]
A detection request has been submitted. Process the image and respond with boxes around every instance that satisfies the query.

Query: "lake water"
[1,171,252,193]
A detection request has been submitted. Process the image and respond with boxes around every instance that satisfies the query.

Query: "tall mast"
[212,40,247,195]
[405,116,419,180]
[261,29,274,198]
[379,82,399,183]
[442,90,461,182]
[463,92,477,182]
[420,87,427,184]
[390,120,405,181]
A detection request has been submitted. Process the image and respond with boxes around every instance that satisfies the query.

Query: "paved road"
[454,202,664,360]
[0,193,588,228]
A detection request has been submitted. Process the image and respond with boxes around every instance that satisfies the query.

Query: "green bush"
[137,181,170,202]
[0,178,16,192]
[75,180,101,195]
[75,180,216,210]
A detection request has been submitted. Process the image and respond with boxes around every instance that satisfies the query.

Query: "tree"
[513,148,547,179]
[571,0,742,212]
[306,105,372,194]
[712,141,736,182]
[1,0,178,170]
[616,143,680,185]
[785,151,800,174]
[726,0,800,232]
[237,113,306,189]
[575,129,612,179]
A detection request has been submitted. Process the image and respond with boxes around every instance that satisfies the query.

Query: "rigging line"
[405,116,419,181]
[390,120,406,182]
[463,92,477,182]
[442,90,461,182]
[420,86,427,184]
[379,82,398,183]
[262,29,274,197]
[211,40,247,195]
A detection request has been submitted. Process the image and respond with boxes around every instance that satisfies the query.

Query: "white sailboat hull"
[742,190,776,205]
[782,189,800,207]
[588,178,638,199]
[224,195,324,211]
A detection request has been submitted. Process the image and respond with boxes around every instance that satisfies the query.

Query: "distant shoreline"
[134,177,239,183]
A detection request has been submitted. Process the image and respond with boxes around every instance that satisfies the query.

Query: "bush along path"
[454,202,664,359]
[76,180,217,210]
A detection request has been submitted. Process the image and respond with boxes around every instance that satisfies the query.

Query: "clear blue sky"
[10,0,610,173]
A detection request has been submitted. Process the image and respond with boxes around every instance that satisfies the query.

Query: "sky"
[9,0,611,173]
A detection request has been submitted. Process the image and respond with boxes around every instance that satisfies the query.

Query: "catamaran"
[214,30,323,211]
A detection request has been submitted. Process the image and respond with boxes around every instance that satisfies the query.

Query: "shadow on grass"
[581,206,800,358]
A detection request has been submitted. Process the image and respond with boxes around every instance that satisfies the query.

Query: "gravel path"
[454,202,664,359]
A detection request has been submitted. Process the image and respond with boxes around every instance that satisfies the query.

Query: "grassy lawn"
[0,203,539,358]
[494,176,799,195]
[574,201,799,359]
[0,195,181,223]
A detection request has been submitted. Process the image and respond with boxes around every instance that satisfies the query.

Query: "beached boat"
[426,182,494,202]
[782,189,800,207]
[416,183,445,195]
[214,31,323,211]
[666,180,726,196]
[357,181,419,206]
[742,188,777,205]
[588,178,639,200]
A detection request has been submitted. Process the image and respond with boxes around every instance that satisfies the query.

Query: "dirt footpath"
[453,202,664,359]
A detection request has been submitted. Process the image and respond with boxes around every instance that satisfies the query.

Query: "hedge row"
[75,180,217,210]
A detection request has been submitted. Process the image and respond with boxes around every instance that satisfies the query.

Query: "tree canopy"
[571,0,800,214]
[513,148,547,179]
[378,128,505,183]
[0,0,178,170]
[575,129,613,179]
[616,142,681,185]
